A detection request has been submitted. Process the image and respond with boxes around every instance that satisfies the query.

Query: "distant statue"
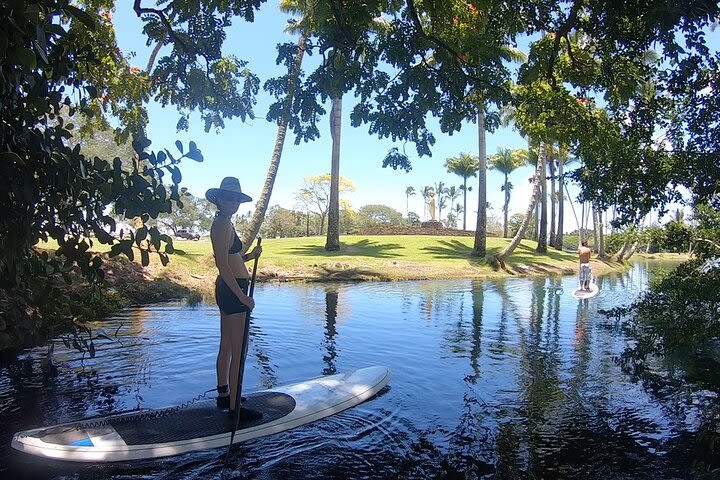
[428,192,436,221]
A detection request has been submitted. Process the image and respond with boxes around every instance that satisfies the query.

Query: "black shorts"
[215,277,250,315]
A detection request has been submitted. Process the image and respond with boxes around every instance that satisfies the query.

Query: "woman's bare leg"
[226,311,248,411]
[216,312,232,388]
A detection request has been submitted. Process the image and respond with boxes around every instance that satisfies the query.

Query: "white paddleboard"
[572,282,599,299]
[11,365,391,463]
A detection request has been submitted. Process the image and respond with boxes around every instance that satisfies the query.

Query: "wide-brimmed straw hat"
[205,177,252,204]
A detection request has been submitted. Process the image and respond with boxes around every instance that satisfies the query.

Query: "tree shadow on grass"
[171,248,206,261]
[420,240,485,265]
[287,239,405,259]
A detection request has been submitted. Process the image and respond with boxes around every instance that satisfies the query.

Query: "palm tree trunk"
[595,204,606,257]
[622,241,639,261]
[536,153,547,253]
[548,152,556,247]
[145,38,164,73]
[554,153,564,249]
[325,94,342,251]
[614,240,629,261]
[503,174,510,238]
[564,182,581,244]
[242,35,306,247]
[592,205,598,249]
[494,143,545,267]
[462,178,468,230]
[472,107,487,257]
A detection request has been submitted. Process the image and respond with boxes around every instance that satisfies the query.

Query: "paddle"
[226,236,261,460]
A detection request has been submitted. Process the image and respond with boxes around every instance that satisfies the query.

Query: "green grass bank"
[89,234,684,300]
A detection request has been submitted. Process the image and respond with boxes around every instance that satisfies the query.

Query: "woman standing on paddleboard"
[206,177,263,420]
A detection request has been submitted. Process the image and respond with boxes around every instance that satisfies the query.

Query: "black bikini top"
[229,229,243,254]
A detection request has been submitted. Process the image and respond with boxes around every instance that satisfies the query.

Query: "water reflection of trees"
[439,277,571,476]
[322,287,339,375]
[249,315,277,389]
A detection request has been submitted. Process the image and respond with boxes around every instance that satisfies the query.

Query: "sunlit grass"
[38,234,671,282]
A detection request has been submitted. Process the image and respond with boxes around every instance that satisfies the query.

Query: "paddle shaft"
[228,236,261,452]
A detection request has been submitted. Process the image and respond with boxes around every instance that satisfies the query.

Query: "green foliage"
[508,213,525,238]
[382,147,412,172]
[407,212,421,226]
[664,221,694,253]
[157,192,215,235]
[693,204,720,259]
[603,232,625,255]
[136,0,265,133]
[643,226,666,253]
[355,204,404,229]
[260,205,305,238]
[0,1,264,350]
[621,259,720,354]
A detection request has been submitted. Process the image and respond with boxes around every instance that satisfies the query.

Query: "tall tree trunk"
[548,151,556,247]
[325,94,342,251]
[145,38,164,73]
[242,35,306,247]
[614,240,629,261]
[622,241,639,261]
[595,204,606,257]
[592,204,599,251]
[536,153,547,253]
[472,107,487,257]
[494,143,545,267]
[564,181,581,244]
[554,152,565,249]
[462,178,468,230]
[502,174,510,238]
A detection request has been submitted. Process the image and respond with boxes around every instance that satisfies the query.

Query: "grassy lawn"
[37,234,688,303]
[87,234,637,287]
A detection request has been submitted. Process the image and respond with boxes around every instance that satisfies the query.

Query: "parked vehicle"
[176,229,200,240]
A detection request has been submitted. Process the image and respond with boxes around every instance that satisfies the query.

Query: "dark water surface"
[1,261,714,479]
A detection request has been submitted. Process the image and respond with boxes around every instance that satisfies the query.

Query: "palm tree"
[325,16,391,251]
[242,1,308,246]
[326,75,343,251]
[405,186,416,217]
[473,100,488,257]
[493,144,547,268]
[446,186,462,212]
[472,46,527,258]
[489,147,527,238]
[444,153,478,230]
[434,181,447,221]
[547,144,557,247]
[536,144,548,254]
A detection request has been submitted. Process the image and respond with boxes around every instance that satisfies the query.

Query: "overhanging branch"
[133,1,190,53]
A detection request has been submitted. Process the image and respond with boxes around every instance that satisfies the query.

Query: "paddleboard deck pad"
[572,282,599,299]
[12,365,391,462]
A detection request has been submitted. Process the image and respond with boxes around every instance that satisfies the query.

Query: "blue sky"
[111,5,543,232]
[111,4,710,233]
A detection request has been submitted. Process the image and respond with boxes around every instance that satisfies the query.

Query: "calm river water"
[1,261,714,479]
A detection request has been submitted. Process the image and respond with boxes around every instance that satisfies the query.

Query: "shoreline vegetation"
[79,234,686,305]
